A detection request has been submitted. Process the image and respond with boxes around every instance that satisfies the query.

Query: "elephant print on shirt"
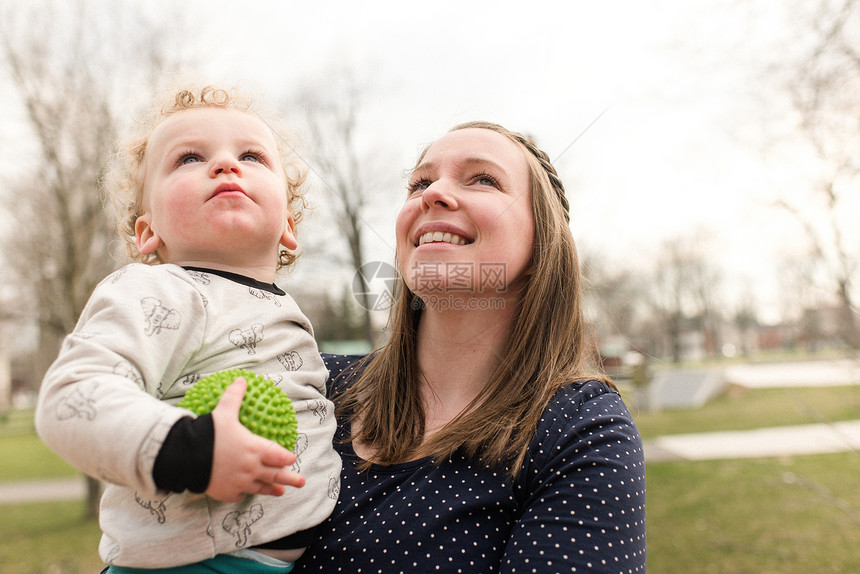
[57,381,99,421]
[113,361,144,388]
[135,493,170,524]
[277,350,303,371]
[328,474,340,500]
[309,399,328,423]
[222,504,264,547]
[249,287,281,307]
[141,297,181,336]
[185,269,211,285]
[291,433,308,473]
[229,324,264,355]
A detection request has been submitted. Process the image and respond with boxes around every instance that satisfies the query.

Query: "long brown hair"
[338,121,610,475]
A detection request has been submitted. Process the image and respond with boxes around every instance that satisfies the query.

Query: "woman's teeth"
[418,231,468,246]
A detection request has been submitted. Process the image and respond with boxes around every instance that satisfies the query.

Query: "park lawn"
[631,384,860,439]
[646,452,860,573]
[0,432,79,482]
[3,380,860,572]
[3,453,858,574]
[1,500,103,574]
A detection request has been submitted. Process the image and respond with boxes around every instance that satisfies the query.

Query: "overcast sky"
[2,0,829,322]
[199,1,819,315]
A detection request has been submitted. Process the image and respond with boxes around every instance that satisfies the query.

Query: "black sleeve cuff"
[254,524,322,550]
[153,414,214,493]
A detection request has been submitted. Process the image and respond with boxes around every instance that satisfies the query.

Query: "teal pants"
[105,552,294,574]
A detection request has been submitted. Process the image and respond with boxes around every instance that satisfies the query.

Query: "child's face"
[134,107,297,273]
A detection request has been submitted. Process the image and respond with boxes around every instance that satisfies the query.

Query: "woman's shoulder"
[321,353,369,388]
[322,353,366,372]
[553,378,624,411]
[518,378,644,484]
[542,378,618,415]
[553,378,638,424]
[533,379,641,454]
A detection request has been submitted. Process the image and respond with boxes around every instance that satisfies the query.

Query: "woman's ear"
[134,214,163,256]
[280,215,298,251]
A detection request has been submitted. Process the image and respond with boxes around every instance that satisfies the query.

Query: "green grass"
[0,433,79,482]
[0,407,37,436]
[4,455,859,574]
[647,452,860,573]
[3,377,860,573]
[1,500,103,574]
[1,407,81,482]
[631,384,860,439]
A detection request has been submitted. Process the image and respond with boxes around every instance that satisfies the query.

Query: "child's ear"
[134,215,163,256]
[280,215,298,251]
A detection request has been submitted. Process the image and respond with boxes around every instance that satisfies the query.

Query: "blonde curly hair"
[105,85,307,268]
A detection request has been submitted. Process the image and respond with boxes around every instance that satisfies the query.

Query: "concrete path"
[644,420,860,462]
[4,360,858,503]
[725,359,860,388]
[641,359,860,461]
[3,420,860,503]
[0,477,85,504]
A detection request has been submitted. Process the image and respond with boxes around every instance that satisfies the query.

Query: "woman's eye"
[474,174,498,187]
[408,179,431,194]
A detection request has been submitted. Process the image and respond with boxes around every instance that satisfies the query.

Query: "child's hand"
[207,377,306,502]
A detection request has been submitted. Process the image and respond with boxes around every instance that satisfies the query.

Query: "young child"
[35,85,341,573]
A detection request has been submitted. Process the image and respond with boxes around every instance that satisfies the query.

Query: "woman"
[293,122,646,572]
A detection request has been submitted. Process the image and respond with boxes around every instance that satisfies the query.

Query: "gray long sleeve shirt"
[36,263,340,568]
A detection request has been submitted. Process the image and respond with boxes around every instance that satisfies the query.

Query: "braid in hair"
[450,121,570,222]
[510,133,570,223]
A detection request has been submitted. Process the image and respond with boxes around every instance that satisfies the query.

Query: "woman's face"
[396,128,535,305]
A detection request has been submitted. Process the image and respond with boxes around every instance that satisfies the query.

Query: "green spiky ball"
[178,369,298,451]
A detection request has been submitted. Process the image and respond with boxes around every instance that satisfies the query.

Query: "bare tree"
[765,0,860,348]
[0,0,192,518]
[647,234,724,363]
[581,251,645,351]
[649,241,689,363]
[732,286,760,357]
[286,71,398,344]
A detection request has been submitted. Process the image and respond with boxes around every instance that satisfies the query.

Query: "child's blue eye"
[181,155,201,165]
[240,152,262,163]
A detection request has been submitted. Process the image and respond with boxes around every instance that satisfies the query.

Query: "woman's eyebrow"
[414,157,509,176]
[460,156,508,175]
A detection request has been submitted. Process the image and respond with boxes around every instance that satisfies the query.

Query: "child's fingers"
[214,377,248,418]
[272,467,305,489]
[260,441,296,468]
[259,465,305,489]
[256,483,287,497]
[252,468,304,497]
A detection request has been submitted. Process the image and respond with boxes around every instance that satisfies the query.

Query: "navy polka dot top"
[292,355,646,573]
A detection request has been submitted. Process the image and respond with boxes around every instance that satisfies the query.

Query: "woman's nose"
[210,154,242,177]
[421,181,458,212]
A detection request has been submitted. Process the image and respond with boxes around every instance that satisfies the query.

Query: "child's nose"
[210,154,242,177]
